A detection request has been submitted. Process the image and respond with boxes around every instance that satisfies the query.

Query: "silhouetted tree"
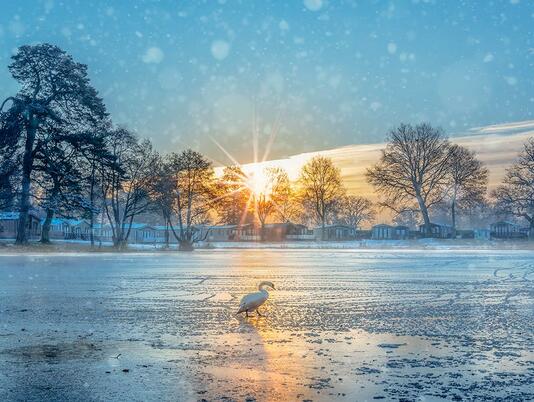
[493,138,534,239]
[255,192,274,241]
[217,166,253,225]
[366,123,451,236]
[0,108,21,210]
[299,156,344,240]
[393,209,421,230]
[163,150,217,251]
[100,129,157,249]
[268,167,299,223]
[446,144,488,234]
[335,195,374,228]
[1,43,106,244]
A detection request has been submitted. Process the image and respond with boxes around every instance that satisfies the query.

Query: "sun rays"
[210,108,288,227]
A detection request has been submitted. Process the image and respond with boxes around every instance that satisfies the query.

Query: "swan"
[236,281,275,317]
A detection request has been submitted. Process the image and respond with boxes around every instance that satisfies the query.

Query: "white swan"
[237,281,276,317]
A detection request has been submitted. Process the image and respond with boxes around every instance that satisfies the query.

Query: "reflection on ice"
[0,249,532,401]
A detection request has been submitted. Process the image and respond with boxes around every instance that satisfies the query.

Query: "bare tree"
[446,144,488,234]
[1,44,106,244]
[492,138,534,239]
[216,166,253,225]
[150,155,175,249]
[255,192,274,241]
[366,123,451,236]
[83,124,117,248]
[299,156,345,240]
[335,195,374,228]
[393,209,421,229]
[100,129,157,249]
[163,150,218,251]
[268,167,299,223]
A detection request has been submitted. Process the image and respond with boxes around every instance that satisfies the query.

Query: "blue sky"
[0,0,532,162]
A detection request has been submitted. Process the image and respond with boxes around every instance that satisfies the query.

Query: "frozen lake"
[0,249,533,401]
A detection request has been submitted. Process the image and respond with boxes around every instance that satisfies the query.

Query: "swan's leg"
[245,311,251,317]
[256,309,264,317]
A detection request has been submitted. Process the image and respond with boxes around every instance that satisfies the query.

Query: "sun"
[245,164,270,196]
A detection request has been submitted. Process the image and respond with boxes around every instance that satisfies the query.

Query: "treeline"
[1,44,533,249]
[0,43,370,250]
[367,123,534,239]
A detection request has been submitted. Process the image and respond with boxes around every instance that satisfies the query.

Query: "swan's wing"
[237,291,268,313]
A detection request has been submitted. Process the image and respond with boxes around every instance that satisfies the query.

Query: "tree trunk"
[16,123,37,245]
[40,209,54,243]
[321,220,326,241]
[89,212,94,248]
[451,199,457,238]
[260,222,266,242]
[89,162,96,248]
[179,240,194,251]
[115,238,128,250]
[416,192,431,237]
[164,221,169,249]
[529,220,534,241]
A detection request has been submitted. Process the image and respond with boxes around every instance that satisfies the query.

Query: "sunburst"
[209,107,285,226]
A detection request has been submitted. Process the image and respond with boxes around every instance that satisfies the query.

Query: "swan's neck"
[258,285,269,294]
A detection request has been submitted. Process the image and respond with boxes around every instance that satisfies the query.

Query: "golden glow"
[211,122,532,225]
[245,164,270,196]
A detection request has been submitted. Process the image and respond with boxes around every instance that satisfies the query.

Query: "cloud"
[142,47,164,64]
[218,121,534,199]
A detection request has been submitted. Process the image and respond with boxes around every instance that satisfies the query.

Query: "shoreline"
[2,238,534,254]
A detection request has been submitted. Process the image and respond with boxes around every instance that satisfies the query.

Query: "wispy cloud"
[220,121,533,199]
[467,120,534,135]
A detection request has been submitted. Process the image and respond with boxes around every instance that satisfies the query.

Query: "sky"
[232,120,534,194]
[0,0,532,165]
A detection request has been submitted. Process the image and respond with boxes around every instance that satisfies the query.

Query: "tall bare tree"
[255,192,274,241]
[446,144,488,234]
[299,156,344,240]
[1,44,106,244]
[217,166,253,225]
[366,123,451,236]
[163,150,217,251]
[268,167,299,223]
[151,154,175,248]
[393,209,421,229]
[492,138,534,239]
[100,129,157,249]
[335,195,374,228]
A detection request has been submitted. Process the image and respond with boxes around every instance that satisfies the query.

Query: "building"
[152,225,177,244]
[354,229,372,240]
[130,223,158,244]
[64,219,91,240]
[371,224,410,240]
[262,222,313,241]
[456,229,475,239]
[474,229,491,240]
[41,218,91,240]
[198,224,253,242]
[314,224,356,241]
[44,218,71,239]
[371,224,394,240]
[394,225,410,240]
[419,222,453,238]
[0,211,42,240]
[93,223,113,243]
[490,221,524,239]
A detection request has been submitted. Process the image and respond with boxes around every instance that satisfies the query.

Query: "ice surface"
[0,249,532,401]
